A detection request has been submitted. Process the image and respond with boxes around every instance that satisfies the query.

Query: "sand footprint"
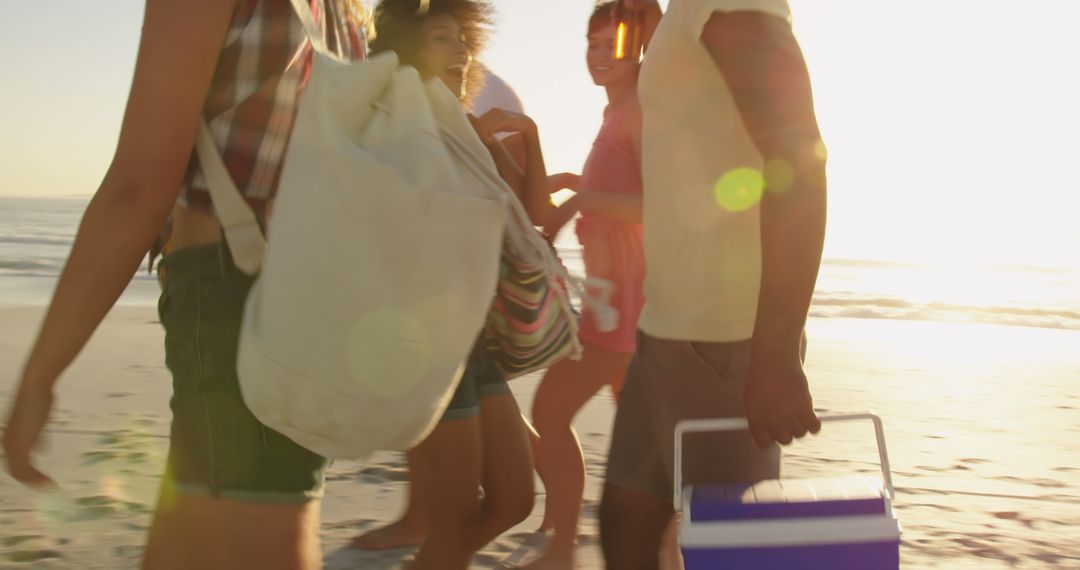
[1,534,64,564]
[1,534,42,548]
[79,428,162,472]
[7,548,63,563]
[329,464,410,485]
[78,495,150,514]
[990,511,1038,529]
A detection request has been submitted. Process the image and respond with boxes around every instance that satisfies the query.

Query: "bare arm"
[702,11,826,448]
[541,187,641,238]
[516,126,555,227]
[484,133,527,201]
[3,0,238,486]
[473,110,554,227]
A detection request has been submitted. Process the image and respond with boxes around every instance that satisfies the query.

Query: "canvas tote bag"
[194,0,517,459]
[427,83,591,378]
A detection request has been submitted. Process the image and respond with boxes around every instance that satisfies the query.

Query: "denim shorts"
[441,341,511,422]
[157,243,327,503]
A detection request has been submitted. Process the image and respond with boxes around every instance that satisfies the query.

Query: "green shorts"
[158,243,327,504]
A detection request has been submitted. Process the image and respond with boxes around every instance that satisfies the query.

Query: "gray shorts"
[605,331,781,504]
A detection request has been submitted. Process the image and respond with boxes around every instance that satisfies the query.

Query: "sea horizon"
[3,196,1078,334]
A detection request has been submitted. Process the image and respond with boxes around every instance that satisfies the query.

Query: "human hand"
[547,172,581,194]
[469,108,538,146]
[2,381,57,488]
[617,0,661,14]
[744,355,820,448]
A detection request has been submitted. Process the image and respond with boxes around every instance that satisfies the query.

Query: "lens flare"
[615,22,628,60]
[100,475,125,499]
[156,467,180,514]
[764,159,795,194]
[714,168,765,212]
[33,490,68,528]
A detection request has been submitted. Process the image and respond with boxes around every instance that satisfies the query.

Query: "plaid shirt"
[153,0,364,264]
[178,0,365,215]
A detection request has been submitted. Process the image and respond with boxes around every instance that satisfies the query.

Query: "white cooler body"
[675,414,902,570]
[680,476,901,569]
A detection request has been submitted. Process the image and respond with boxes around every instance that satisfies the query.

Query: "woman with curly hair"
[348,1,556,567]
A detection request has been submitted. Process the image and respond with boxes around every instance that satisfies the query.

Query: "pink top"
[579,94,644,212]
[574,92,646,354]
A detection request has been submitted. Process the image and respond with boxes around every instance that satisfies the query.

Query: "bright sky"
[1,1,1078,268]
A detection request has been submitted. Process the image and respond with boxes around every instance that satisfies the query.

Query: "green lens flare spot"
[714,168,765,212]
[764,159,795,194]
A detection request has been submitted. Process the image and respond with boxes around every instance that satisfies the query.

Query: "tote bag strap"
[194,122,267,275]
[288,0,429,60]
[439,126,590,358]
[288,0,334,58]
[194,1,336,274]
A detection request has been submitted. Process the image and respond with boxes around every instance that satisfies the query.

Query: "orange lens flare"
[615,22,628,60]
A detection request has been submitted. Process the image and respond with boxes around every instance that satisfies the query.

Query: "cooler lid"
[689,476,888,522]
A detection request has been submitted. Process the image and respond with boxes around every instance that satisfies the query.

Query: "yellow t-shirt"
[637,0,792,343]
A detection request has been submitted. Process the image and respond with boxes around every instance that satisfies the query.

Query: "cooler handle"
[673,413,895,509]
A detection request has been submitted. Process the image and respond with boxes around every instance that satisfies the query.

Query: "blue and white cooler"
[675,414,902,569]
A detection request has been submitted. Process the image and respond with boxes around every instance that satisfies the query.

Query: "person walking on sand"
[2,2,365,569]
[598,0,828,568]
[348,64,530,554]
[351,1,559,568]
[521,3,655,568]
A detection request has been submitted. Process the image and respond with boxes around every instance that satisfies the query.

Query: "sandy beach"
[1,305,1078,568]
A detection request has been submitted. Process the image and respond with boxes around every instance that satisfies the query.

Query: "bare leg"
[143,480,321,570]
[409,417,484,570]
[524,343,632,568]
[406,391,535,569]
[349,450,428,550]
[659,516,685,570]
[599,482,673,570]
[470,392,537,549]
[524,416,554,533]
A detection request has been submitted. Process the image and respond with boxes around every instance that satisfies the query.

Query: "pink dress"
[575,94,646,354]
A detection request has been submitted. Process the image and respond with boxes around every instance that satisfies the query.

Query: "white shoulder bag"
[194,1,581,459]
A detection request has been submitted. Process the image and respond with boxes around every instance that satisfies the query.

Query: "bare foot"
[536,517,554,534]
[349,519,427,551]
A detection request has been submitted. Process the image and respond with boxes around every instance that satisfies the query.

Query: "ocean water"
[3,196,1079,332]
[0,197,160,307]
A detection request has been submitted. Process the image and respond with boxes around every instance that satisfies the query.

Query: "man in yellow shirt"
[600,1,827,567]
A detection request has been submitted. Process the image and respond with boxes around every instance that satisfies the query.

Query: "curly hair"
[370,0,494,104]
[340,0,372,35]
